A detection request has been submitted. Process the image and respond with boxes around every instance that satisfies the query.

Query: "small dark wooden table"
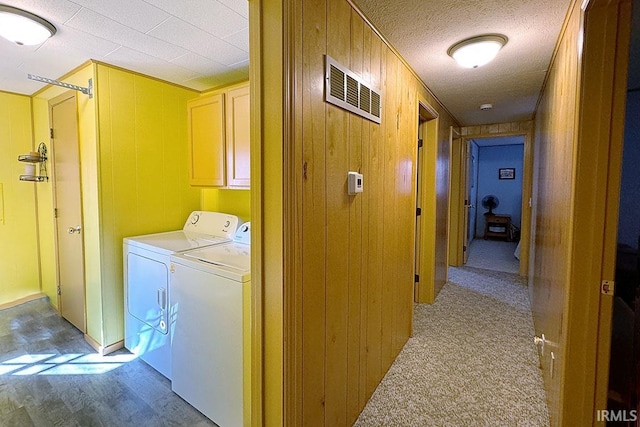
[484,213,511,241]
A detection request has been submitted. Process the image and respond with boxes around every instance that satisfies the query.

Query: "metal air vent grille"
[330,65,345,100]
[360,86,371,114]
[324,55,382,124]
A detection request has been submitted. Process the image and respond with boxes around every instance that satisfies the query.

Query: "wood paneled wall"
[530,0,632,424]
[288,0,455,423]
[530,3,581,424]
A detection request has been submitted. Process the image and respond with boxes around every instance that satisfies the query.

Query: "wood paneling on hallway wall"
[530,3,581,424]
[290,0,455,423]
[530,0,632,423]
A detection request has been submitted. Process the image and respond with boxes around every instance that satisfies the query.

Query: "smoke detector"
[480,103,493,111]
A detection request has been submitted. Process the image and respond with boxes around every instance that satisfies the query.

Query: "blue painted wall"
[475,144,524,238]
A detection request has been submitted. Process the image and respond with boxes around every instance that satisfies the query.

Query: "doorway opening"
[607,0,639,413]
[414,102,439,303]
[464,136,525,274]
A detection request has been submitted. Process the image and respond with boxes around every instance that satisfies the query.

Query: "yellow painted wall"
[30,62,201,347]
[32,63,102,339]
[202,188,251,221]
[95,63,201,345]
[0,91,40,305]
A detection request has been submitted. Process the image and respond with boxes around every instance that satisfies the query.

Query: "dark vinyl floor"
[0,298,216,427]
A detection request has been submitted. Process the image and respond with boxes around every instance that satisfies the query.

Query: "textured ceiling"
[0,0,249,95]
[351,0,572,125]
[0,0,627,126]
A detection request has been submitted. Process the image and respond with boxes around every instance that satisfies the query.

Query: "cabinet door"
[226,84,250,187]
[187,93,226,187]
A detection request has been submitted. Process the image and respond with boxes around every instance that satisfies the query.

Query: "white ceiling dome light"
[448,34,508,69]
[0,5,56,46]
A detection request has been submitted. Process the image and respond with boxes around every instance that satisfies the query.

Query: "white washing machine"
[123,211,239,379]
[169,223,250,427]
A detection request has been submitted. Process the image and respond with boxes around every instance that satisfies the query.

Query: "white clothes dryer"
[169,222,250,426]
[123,211,239,379]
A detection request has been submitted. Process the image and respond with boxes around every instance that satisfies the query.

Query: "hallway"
[355,265,549,425]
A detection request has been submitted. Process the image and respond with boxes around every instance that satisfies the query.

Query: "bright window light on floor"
[0,352,138,376]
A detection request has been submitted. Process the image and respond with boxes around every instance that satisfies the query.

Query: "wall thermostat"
[348,171,363,195]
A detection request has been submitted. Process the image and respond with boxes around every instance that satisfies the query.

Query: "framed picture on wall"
[499,168,515,180]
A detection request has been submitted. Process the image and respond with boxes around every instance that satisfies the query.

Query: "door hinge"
[416,207,421,216]
[418,138,423,148]
[54,208,58,218]
[415,274,419,282]
[463,245,467,252]
[50,128,54,139]
[57,284,61,295]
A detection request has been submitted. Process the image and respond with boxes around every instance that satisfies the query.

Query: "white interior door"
[51,92,86,332]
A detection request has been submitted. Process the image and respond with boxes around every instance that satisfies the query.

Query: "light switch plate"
[347,172,363,195]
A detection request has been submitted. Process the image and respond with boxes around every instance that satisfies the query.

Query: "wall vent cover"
[325,55,382,124]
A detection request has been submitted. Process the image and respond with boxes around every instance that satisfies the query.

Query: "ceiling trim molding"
[91,60,201,93]
[0,88,32,98]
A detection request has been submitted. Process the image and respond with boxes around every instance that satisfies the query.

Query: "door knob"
[67,226,82,234]
[464,204,475,208]
[534,334,546,356]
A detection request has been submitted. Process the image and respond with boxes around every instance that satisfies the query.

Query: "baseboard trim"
[84,334,124,356]
[0,293,47,310]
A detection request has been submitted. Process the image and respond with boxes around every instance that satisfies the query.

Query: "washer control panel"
[183,211,239,239]
[234,222,251,244]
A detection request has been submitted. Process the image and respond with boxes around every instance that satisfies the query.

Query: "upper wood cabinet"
[187,93,226,187]
[187,81,250,188]
[226,84,250,188]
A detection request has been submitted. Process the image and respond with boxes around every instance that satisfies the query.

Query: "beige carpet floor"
[354,266,550,426]
[465,239,520,274]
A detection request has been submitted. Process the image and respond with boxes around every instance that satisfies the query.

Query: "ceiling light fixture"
[0,5,56,46]
[448,34,508,69]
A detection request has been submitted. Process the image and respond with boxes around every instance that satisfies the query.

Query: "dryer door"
[127,252,169,335]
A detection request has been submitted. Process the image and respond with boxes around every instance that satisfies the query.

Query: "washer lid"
[183,243,250,271]
[124,230,230,254]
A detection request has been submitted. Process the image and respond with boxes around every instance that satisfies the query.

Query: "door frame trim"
[415,101,440,303]
[452,123,534,277]
[48,90,87,332]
